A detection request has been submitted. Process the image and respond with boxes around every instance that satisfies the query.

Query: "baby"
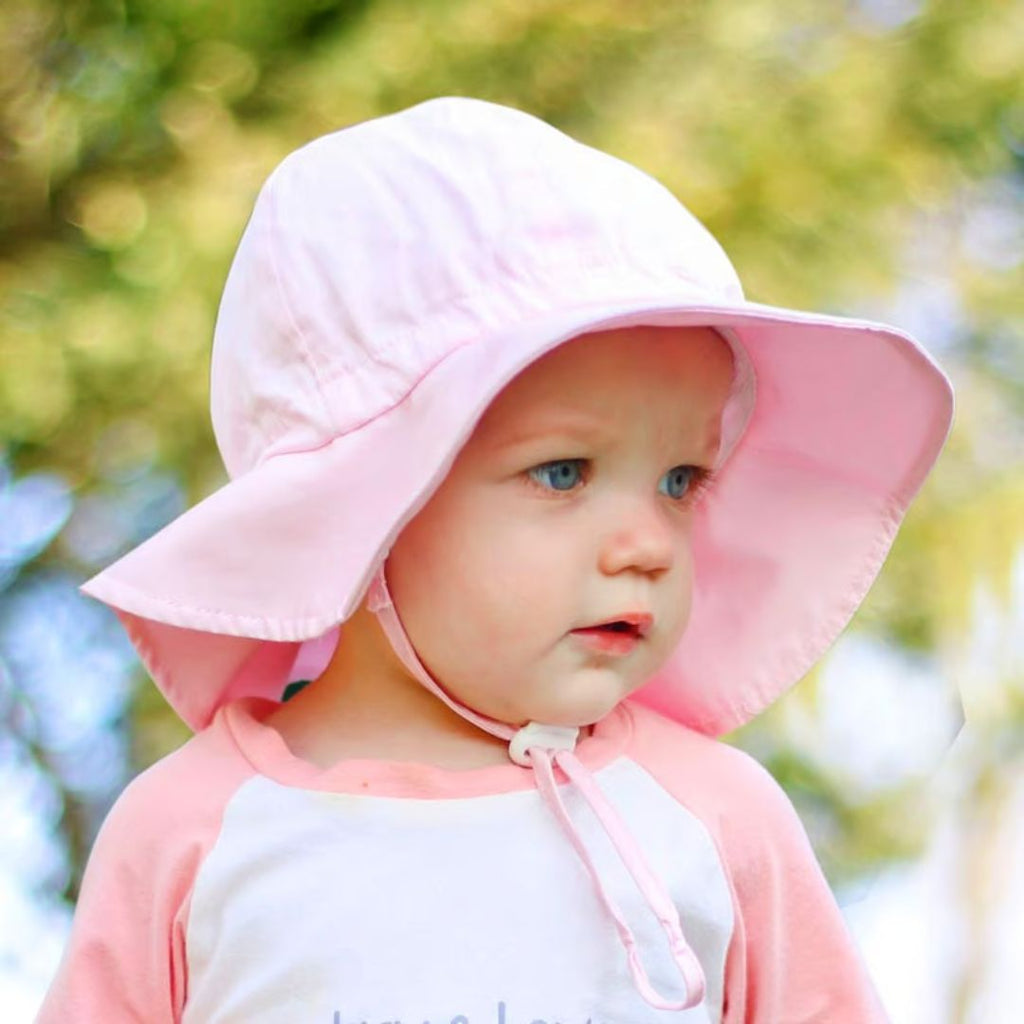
[38,97,952,1022]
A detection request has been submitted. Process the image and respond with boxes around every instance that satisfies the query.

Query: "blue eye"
[528,459,585,491]
[659,465,696,500]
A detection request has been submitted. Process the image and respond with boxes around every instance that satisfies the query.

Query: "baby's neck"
[268,668,517,771]
[266,605,537,770]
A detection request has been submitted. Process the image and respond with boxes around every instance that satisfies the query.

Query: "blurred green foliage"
[1,0,1021,929]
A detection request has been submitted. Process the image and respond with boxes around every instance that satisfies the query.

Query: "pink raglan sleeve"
[625,703,888,1023]
[36,722,251,1023]
[713,750,888,1023]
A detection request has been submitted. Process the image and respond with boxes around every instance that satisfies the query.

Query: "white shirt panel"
[182,758,733,1024]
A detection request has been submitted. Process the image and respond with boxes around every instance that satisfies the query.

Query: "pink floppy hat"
[81,95,954,738]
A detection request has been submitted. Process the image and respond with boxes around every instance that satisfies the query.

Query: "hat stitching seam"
[249,337,477,471]
[314,263,723,360]
[252,290,734,463]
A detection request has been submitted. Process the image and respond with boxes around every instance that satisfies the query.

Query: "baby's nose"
[596,498,678,577]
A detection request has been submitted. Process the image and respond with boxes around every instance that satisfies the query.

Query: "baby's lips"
[574,612,653,638]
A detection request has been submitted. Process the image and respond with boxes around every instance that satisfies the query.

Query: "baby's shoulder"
[94,709,257,857]
[623,699,776,780]
[621,700,802,839]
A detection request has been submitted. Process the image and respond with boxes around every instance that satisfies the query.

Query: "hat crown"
[210,96,743,477]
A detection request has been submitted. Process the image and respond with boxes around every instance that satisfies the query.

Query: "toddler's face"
[385,324,734,728]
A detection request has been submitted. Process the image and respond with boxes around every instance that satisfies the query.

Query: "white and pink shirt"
[38,699,886,1022]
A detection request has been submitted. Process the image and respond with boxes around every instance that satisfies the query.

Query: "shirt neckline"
[221,696,636,799]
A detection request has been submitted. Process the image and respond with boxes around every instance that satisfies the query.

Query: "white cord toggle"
[509,722,579,766]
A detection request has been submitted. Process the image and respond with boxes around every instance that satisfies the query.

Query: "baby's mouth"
[569,615,651,656]
[592,621,639,635]
[572,613,653,639]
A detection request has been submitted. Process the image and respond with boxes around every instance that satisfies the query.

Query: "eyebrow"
[489,412,614,451]
[488,409,723,458]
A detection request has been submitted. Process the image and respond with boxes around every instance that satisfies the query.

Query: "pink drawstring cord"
[367,566,706,1010]
[529,748,705,1009]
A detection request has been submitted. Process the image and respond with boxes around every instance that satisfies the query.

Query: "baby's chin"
[502,675,647,730]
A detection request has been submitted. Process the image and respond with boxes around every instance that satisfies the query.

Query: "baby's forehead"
[469,326,734,451]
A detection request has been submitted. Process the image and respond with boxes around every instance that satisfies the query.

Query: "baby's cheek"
[654,579,695,661]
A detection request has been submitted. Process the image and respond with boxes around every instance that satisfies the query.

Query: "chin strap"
[366,564,706,1011]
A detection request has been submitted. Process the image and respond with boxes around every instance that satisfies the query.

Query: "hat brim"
[82,296,953,733]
